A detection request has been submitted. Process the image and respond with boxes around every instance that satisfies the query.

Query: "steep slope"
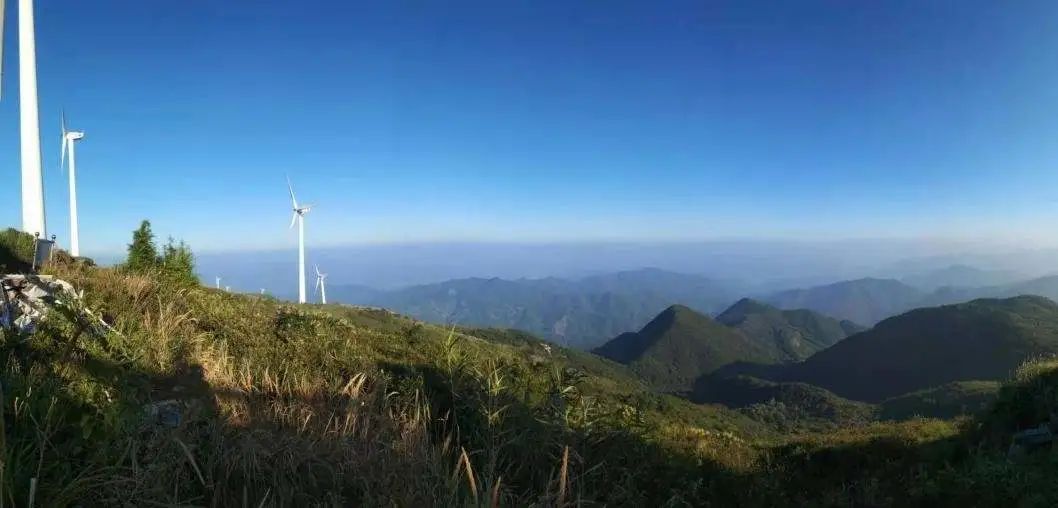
[715,298,863,361]
[594,305,778,391]
[780,296,1058,401]
[765,278,923,325]
[348,268,739,349]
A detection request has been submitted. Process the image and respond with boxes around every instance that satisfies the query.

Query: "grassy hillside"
[692,375,876,432]
[10,233,1058,504]
[765,277,923,325]
[5,256,763,506]
[880,380,1001,420]
[781,296,1058,401]
[593,305,779,392]
[715,298,863,361]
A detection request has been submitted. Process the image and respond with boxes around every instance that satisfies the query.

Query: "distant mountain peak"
[764,277,923,325]
[594,305,775,391]
[717,298,776,318]
[715,297,861,362]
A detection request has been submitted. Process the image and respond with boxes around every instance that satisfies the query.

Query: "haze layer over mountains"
[307,263,1056,350]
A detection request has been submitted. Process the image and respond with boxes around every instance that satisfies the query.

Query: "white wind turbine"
[215,276,221,289]
[287,177,312,304]
[314,265,327,304]
[0,0,48,237]
[59,111,84,256]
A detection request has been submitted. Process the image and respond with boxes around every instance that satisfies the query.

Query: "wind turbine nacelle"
[67,131,85,140]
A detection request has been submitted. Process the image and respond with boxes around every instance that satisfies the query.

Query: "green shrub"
[0,228,36,272]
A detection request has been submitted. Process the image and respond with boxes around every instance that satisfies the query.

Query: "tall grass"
[0,258,737,505]
[4,254,1058,505]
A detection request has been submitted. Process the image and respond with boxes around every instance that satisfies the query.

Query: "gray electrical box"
[32,238,54,271]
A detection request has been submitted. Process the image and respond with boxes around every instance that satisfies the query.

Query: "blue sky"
[1,0,1058,256]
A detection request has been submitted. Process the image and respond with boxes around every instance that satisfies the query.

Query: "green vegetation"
[0,230,765,505]
[715,297,863,361]
[125,220,159,271]
[779,296,1058,401]
[594,304,778,392]
[694,375,876,432]
[880,380,1001,420]
[124,219,197,284]
[7,226,1058,505]
[0,227,37,272]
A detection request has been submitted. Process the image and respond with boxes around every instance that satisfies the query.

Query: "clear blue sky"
[1,0,1057,255]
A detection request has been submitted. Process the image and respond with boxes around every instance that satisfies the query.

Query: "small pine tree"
[126,220,159,272]
[161,237,197,285]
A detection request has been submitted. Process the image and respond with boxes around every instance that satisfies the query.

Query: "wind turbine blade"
[286,175,298,209]
[61,109,66,135]
[289,212,298,229]
[314,264,320,277]
[315,276,321,290]
[60,137,67,173]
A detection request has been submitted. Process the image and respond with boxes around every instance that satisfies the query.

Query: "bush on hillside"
[126,220,158,271]
[161,237,196,285]
[0,227,37,272]
[124,220,197,285]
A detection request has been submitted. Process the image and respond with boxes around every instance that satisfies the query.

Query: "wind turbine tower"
[60,111,84,256]
[315,265,327,304]
[0,0,48,237]
[286,177,312,304]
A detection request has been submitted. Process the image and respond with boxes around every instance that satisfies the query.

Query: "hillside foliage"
[594,305,779,392]
[715,298,863,361]
[3,228,1058,505]
[779,296,1058,401]
[124,219,197,284]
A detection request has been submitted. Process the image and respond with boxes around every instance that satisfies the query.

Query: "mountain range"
[597,294,1058,408]
[593,301,861,391]
[772,295,1058,401]
[762,278,924,325]
[325,265,1058,350]
[329,268,742,349]
[716,298,864,360]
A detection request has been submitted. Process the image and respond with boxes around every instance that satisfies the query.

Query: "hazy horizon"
[5,1,1058,257]
[165,238,1058,297]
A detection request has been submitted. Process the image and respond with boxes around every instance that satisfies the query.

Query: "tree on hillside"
[161,237,196,284]
[126,220,159,272]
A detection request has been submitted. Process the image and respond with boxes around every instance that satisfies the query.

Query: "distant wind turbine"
[287,177,313,304]
[315,265,327,304]
[0,0,48,237]
[215,276,221,289]
[59,110,85,256]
